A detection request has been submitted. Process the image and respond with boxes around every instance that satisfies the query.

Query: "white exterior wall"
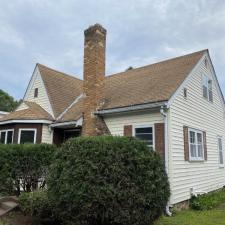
[104,110,164,137]
[24,68,54,117]
[41,125,53,144]
[15,102,29,111]
[168,56,225,204]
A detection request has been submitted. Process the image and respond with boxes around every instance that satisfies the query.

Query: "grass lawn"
[155,204,225,225]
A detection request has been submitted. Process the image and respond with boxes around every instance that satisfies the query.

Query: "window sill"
[189,159,205,163]
[219,165,224,168]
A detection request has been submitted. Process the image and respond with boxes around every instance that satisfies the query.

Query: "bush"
[0,144,56,195]
[48,136,170,225]
[190,188,225,210]
[19,190,57,225]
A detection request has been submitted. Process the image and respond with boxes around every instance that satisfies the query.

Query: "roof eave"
[95,101,168,115]
[0,119,53,125]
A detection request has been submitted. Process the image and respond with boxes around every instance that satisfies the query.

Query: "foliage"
[190,188,225,210]
[0,144,55,195]
[19,190,57,225]
[48,136,170,225]
[0,89,20,112]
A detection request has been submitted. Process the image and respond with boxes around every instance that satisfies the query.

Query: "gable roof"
[0,101,53,122]
[103,50,206,109]
[54,49,206,122]
[37,64,83,118]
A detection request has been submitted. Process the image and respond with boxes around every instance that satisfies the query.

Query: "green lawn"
[155,206,225,225]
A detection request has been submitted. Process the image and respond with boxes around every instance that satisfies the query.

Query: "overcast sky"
[0,0,225,100]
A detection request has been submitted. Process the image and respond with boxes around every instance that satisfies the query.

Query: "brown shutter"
[154,123,165,160]
[124,125,132,137]
[203,131,207,160]
[183,126,189,161]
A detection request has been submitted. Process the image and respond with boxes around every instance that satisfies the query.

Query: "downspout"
[160,105,172,216]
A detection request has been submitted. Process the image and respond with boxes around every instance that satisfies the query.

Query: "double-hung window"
[202,75,213,102]
[189,128,204,161]
[134,125,154,148]
[218,137,224,166]
[18,129,37,144]
[0,130,14,144]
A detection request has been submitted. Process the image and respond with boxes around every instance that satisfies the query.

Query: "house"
[0,111,9,119]
[0,24,225,207]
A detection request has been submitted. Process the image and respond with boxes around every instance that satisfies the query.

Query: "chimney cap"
[84,23,107,36]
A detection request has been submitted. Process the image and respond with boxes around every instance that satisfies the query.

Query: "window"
[18,129,36,144]
[202,75,213,102]
[218,137,224,166]
[0,130,14,144]
[184,88,188,99]
[34,88,38,98]
[134,126,153,147]
[189,128,204,161]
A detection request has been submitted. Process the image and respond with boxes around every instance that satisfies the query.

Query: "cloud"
[0,0,225,100]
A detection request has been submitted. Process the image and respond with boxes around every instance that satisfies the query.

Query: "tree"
[0,89,20,112]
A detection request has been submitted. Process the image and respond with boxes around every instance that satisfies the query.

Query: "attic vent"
[34,88,38,98]
[204,58,208,68]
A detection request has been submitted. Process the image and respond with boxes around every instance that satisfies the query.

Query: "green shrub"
[0,144,56,195]
[19,190,57,225]
[48,136,170,225]
[190,188,225,210]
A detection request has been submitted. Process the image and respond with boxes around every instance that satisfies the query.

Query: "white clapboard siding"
[104,111,164,136]
[15,102,29,111]
[41,125,53,144]
[168,57,225,205]
[24,68,54,117]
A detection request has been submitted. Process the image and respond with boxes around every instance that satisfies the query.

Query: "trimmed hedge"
[190,188,225,210]
[48,136,170,225]
[0,144,55,195]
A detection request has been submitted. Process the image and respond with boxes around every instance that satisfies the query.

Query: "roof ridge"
[37,63,83,82]
[106,49,208,79]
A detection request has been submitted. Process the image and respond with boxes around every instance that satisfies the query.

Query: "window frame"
[0,129,14,144]
[18,128,37,144]
[133,124,155,149]
[202,75,213,102]
[188,128,204,161]
[218,136,224,167]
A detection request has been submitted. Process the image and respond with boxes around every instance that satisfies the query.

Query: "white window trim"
[132,124,155,149]
[0,129,14,144]
[202,74,213,102]
[18,128,37,144]
[188,128,204,161]
[218,136,224,167]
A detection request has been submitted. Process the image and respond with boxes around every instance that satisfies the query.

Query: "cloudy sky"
[0,0,225,100]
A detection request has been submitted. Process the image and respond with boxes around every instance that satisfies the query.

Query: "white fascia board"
[96,101,167,115]
[50,120,77,128]
[57,94,84,120]
[0,119,52,125]
[167,53,207,108]
[0,111,9,115]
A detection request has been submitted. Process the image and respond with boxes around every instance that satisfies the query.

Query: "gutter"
[0,119,52,125]
[95,101,167,115]
[50,120,78,128]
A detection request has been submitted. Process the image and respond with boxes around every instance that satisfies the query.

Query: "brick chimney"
[82,24,109,136]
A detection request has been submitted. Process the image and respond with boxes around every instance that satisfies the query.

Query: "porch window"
[218,137,224,166]
[189,128,204,161]
[0,130,14,144]
[134,126,153,147]
[18,129,37,144]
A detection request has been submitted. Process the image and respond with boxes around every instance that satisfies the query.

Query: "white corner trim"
[23,65,55,118]
[0,119,52,125]
[57,94,84,120]
[167,53,207,108]
[18,128,37,144]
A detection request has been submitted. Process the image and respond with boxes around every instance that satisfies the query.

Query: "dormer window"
[202,75,213,102]
[34,88,38,98]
